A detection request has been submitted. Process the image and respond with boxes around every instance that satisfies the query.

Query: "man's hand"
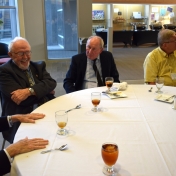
[11,113,45,123]
[50,90,55,95]
[148,82,155,85]
[6,137,49,157]
[11,88,31,105]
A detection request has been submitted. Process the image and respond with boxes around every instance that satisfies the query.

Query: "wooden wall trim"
[93,0,175,4]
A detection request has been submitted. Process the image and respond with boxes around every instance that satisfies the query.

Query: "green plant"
[0,20,3,26]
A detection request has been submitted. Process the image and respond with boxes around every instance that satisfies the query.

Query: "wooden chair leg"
[1,139,6,150]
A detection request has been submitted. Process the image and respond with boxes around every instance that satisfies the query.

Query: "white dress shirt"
[82,56,103,89]
[4,117,13,163]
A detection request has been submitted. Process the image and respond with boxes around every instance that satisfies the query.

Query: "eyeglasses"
[12,51,32,57]
[164,40,176,43]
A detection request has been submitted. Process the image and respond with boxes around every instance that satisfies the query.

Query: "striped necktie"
[24,69,35,86]
[93,59,104,87]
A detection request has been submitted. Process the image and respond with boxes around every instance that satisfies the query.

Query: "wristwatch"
[29,88,35,95]
[7,115,13,127]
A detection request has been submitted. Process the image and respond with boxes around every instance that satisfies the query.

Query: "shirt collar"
[88,55,100,62]
[159,47,176,58]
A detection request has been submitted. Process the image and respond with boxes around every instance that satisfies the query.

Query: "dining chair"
[0,92,7,150]
[0,42,11,65]
[0,42,8,58]
[1,138,6,150]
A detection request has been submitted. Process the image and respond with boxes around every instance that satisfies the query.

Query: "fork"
[102,91,120,98]
[102,91,119,95]
[164,95,175,101]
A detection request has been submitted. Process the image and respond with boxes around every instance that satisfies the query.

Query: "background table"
[96,30,159,47]
[11,85,176,176]
[132,30,159,46]
[96,30,133,46]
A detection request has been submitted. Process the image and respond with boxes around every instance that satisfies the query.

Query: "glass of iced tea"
[91,92,101,112]
[101,142,119,176]
[105,77,114,92]
[55,110,68,136]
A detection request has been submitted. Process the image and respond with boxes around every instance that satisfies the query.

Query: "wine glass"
[105,77,114,92]
[101,142,119,176]
[91,92,101,112]
[55,110,68,136]
[155,77,164,94]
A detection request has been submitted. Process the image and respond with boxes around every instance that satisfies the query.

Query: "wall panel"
[19,0,46,61]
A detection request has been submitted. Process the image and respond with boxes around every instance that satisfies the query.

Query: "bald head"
[86,36,104,60]
[158,29,176,47]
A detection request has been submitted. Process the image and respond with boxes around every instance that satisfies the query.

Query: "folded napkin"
[113,82,128,91]
[155,94,174,104]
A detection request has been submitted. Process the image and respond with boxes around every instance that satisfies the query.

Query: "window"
[0,0,19,44]
[44,0,78,59]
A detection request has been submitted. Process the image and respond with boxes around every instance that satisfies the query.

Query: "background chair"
[1,138,6,150]
[0,42,11,65]
[0,91,6,149]
[0,42,8,58]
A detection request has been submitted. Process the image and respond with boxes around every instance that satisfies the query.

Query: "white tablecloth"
[11,85,176,176]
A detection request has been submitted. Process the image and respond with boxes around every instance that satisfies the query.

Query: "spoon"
[41,144,68,154]
[65,104,81,113]
[148,87,153,92]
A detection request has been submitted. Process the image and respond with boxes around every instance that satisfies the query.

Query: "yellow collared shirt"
[143,47,176,86]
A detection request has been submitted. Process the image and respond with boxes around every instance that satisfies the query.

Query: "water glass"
[55,110,68,136]
[155,77,164,94]
[101,142,119,176]
[105,77,114,92]
[91,92,101,112]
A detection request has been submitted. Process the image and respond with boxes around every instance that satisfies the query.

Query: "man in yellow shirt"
[143,29,176,86]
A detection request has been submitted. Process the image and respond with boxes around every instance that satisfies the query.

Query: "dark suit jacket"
[63,51,120,93]
[0,60,57,143]
[0,117,12,175]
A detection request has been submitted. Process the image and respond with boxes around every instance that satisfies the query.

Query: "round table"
[11,85,176,176]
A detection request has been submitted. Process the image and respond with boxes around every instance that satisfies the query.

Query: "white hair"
[87,36,104,49]
[8,37,30,52]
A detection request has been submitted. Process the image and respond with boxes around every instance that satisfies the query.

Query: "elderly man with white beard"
[0,37,56,143]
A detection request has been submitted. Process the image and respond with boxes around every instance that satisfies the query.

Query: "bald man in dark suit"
[63,36,120,93]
